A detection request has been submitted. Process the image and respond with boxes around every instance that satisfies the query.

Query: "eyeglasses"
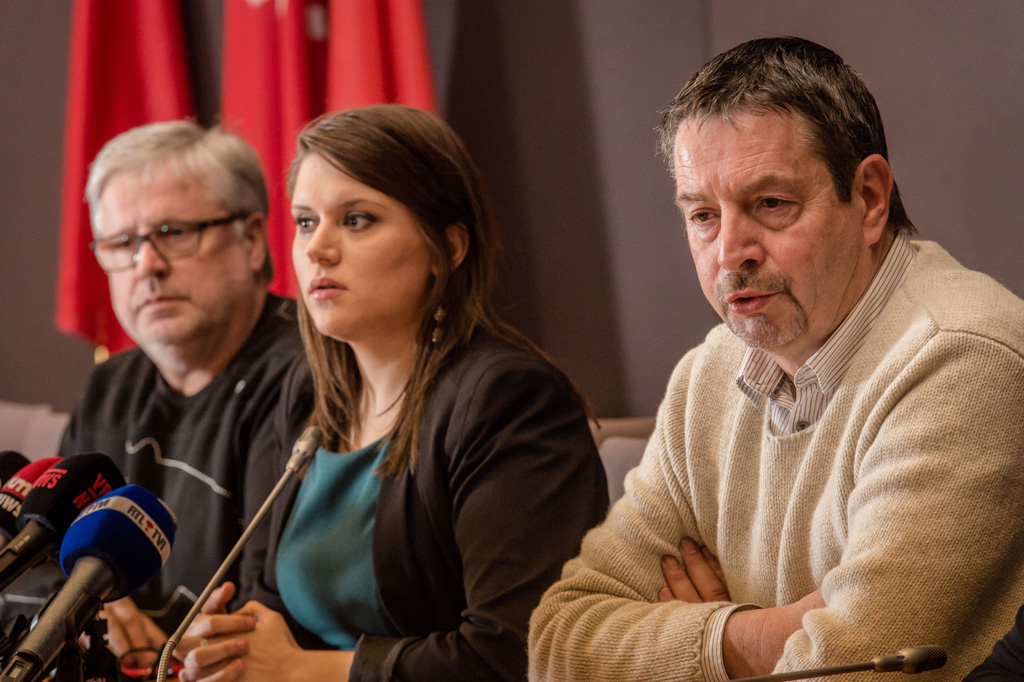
[90,214,248,272]
[117,647,183,681]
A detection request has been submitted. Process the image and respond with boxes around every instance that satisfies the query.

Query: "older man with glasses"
[0,121,310,660]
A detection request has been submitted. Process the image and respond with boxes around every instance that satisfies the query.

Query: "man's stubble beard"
[717,270,807,350]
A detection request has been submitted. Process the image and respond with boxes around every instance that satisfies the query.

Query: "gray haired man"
[530,37,1024,682]
[3,121,309,657]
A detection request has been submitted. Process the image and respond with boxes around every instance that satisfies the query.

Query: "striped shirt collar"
[737,231,915,407]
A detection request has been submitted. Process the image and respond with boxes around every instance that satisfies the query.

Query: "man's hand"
[659,537,730,603]
[658,539,825,678]
[100,596,168,656]
[722,589,826,679]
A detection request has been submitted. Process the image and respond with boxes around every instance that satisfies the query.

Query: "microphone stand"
[729,646,948,682]
[731,661,879,682]
[48,618,117,682]
[154,426,322,682]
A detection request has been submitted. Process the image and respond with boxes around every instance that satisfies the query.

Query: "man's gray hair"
[86,120,274,280]
[659,36,914,234]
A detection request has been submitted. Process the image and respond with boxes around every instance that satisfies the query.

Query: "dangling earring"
[431,306,446,344]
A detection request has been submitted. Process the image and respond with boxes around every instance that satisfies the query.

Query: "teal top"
[275,440,397,650]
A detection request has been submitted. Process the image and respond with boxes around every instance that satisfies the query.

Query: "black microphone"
[0,484,176,682]
[0,458,62,551]
[0,452,31,543]
[0,454,124,594]
[154,425,323,682]
[0,454,30,490]
[729,646,947,682]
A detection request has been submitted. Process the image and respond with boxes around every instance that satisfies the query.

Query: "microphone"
[154,425,323,682]
[0,484,176,682]
[872,647,948,673]
[0,454,30,490]
[0,452,31,542]
[729,646,947,682]
[0,458,62,550]
[0,454,124,594]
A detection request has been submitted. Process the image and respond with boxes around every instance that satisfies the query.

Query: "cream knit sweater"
[530,241,1024,682]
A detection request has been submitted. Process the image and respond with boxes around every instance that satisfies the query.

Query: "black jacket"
[963,604,1024,682]
[255,331,608,681]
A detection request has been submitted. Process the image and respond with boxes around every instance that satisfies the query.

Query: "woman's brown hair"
[289,104,539,475]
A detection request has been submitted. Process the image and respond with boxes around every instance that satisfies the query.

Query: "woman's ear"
[444,223,469,271]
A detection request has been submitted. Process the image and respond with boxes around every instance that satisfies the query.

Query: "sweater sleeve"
[529,352,734,682]
[351,354,609,681]
[777,332,1024,680]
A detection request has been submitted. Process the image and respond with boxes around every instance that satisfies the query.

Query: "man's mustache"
[716,270,791,305]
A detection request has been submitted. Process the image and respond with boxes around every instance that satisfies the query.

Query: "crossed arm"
[659,538,824,679]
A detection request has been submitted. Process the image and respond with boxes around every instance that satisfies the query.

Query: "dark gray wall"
[0,2,91,411]
[3,1,1024,418]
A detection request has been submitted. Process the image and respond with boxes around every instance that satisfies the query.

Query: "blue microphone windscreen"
[59,484,177,600]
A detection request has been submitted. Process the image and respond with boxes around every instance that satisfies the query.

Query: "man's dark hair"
[659,36,914,233]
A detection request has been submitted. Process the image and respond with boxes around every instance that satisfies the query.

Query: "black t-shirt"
[0,295,311,634]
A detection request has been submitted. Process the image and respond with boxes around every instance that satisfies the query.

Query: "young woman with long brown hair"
[175,105,607,682]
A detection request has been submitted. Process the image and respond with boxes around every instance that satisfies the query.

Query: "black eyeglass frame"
[89,213,249,272]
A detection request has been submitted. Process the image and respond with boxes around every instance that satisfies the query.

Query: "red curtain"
[57,0,436,346]
[221,0,329,299]
[222,0,436,299]
[55,0,194,353]
[326,0,437,112]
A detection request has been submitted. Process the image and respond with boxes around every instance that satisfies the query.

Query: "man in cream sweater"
[529,37,1024,682]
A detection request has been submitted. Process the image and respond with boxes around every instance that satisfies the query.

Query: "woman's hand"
[174,583,254,681]
[178,600,355,682]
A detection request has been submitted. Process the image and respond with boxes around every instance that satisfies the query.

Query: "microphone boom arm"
[730,661,874,682]
[729,647,947,682]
